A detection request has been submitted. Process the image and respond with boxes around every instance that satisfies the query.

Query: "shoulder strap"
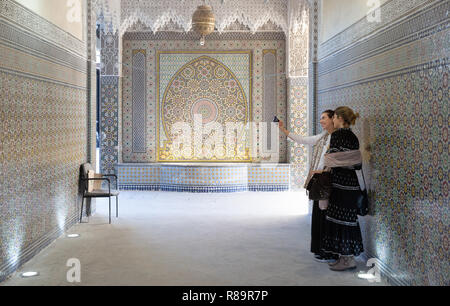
[360,167,367,190]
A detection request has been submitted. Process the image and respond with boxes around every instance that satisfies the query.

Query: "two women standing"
[279,106,364,271]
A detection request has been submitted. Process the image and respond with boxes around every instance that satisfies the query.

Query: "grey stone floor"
[1,191,387,286]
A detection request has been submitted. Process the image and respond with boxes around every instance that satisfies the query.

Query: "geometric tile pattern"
[132,50,147,153]
[157,52,252,162]
[0,0,89,282]
[122,35,287,163]
[100,76,119,177]
[99,30,120,181]
[0,43,87,88]
[320,61,449,286]
[0,20,86,72]
[87,0,98,174]
[308,0,319,136]
[0,71,87,280]
[86,1,98,214]
[318,29,449,91]
[310,0,319,63]
[263,50,277,152]
[287,77,309,190]
[317,0,449,285]
[123,31,286,41]
[248,165,291,186]
[116,164,290,192]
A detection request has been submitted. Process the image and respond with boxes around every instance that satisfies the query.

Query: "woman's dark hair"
[322,110,335,119]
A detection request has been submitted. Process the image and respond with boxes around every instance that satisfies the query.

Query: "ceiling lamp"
[192,4,216,46]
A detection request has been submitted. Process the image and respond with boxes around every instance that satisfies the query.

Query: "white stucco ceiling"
[93,0,310,35]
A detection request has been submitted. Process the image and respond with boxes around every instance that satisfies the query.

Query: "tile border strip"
[0,67,87,90]
[0,0,86,57]
[317,58,447,94]
[0,20,87,72]
[118,184,290,193]
[123,31,286,41]
[0,43,87,88]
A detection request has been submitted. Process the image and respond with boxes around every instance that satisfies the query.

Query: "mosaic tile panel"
[86,3,97,214]
[86,0,97,170]
[116,165,161,185]
[122,37,287,163]
[310,0,319,63]
[247,165,290,185]
[123,31,286,41]
[157,52,252,162]
[318,61,449,286]
[99,31,120,182]
[0,71,87,281]
[116,164,290,192]
[308,0,319,134]
[287,77,309,190]
[132,50,147,153]
[316,0,448,285]
[100,76,119,176]
[160,166,248,186]
[263,50,277,151]
[0,1,91,282]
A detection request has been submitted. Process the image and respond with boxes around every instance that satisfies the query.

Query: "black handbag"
[356,170,369,216]
[306,172,332,201]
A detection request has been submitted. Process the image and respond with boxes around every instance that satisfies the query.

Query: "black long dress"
[311,201,337,260]
[321,128,364,257]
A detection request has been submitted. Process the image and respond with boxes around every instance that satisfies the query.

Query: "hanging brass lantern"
[192,5,215,45]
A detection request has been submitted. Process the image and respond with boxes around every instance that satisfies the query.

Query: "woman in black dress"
[279,110,338,263]
[321,106,364,271]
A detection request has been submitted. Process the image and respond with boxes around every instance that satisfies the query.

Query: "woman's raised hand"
[277,120,291,137]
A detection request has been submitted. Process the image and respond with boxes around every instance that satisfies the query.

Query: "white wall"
[15,0,85,40]
[320,0,389,43]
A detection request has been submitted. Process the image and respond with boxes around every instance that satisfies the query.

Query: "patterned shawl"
[324,150,362,168]
[304,132,330,188]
